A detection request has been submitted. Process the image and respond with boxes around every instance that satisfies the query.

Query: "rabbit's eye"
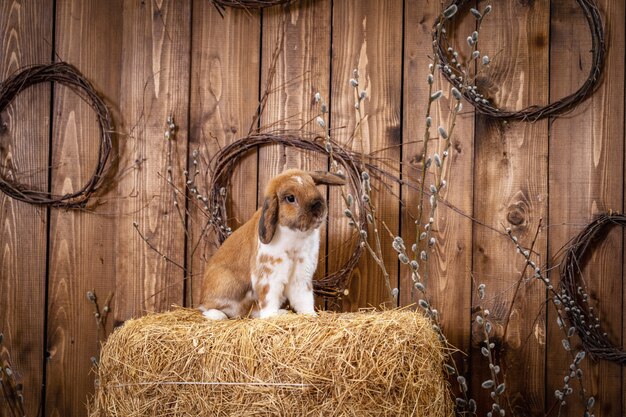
[285,194,296,203]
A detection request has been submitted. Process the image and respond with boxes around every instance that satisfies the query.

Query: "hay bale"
[90,309,453,417]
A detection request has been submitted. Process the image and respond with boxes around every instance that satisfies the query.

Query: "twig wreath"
[0,62,113,208]
[434,0,605,121]
[211,0,293,6]
[206,133,375,298]
[209,0,295,15]
[560,212,626,364]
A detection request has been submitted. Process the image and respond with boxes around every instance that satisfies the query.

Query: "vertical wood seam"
[324,0,335,290]
[621,1,626,410]
[41,0,59,414]
[544,1,553,413]
[468,0,478,399]
[255,10,264,211]
[396,0,405,304]
[320,0,335,311]
[183,0,194,308]
[612,2,625,409]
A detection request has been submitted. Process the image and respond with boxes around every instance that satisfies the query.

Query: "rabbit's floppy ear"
[259,193,279,244]
[308,171,347,186]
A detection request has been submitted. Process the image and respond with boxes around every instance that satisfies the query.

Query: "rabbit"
[197,169,346,320]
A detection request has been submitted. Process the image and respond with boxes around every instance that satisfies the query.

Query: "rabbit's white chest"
[257,225,320,279]
[253,225,320,317]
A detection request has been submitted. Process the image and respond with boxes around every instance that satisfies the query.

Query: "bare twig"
[501,218,543,343]
[0,334,25,417]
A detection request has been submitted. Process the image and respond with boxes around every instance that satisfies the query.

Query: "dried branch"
[0,334,26,417]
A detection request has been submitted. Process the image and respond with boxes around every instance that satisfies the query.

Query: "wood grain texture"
[258,1,331,307]
[548,1,624,416]
[470,1,549,415]
[401,0,475,358]
[0,1,52,416]
[328,0,403,310]
[2,2,626,415]
[113,0,190,321]
[45,1,124,416]
[187,1,261,306]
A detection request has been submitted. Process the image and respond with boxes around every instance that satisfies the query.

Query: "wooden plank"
[547,1,624,416]
[0,1,52,416]
[328,0,403,310]
[470,1,549,414]
[112,0,190,321]
[401,0,475,361]
[257,1,331,307]
[187,1,261,306]
[44,1,124,416]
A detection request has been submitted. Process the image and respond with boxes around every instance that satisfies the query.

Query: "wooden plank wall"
[0,1,624,416]
[0,2,52,416]
[471,1,549,414]
[548,1,625,417]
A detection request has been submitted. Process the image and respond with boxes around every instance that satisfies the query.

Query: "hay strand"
[90,309,453,416]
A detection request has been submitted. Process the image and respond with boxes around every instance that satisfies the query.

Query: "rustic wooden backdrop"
[0,0,624,416]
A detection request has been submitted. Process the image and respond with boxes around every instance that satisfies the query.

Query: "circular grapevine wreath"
[212,0,293,7]
[205,133,373,298]
[434,0,605,121]
[210,0,296,15]
[0,62,113,208]
[560,212,626,364]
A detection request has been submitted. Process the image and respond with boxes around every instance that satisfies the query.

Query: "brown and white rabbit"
[198,169,346,319]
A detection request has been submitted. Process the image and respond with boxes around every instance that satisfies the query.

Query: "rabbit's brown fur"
[198,169,345,319]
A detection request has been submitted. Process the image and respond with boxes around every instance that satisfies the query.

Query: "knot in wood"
[506,207,526,227]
